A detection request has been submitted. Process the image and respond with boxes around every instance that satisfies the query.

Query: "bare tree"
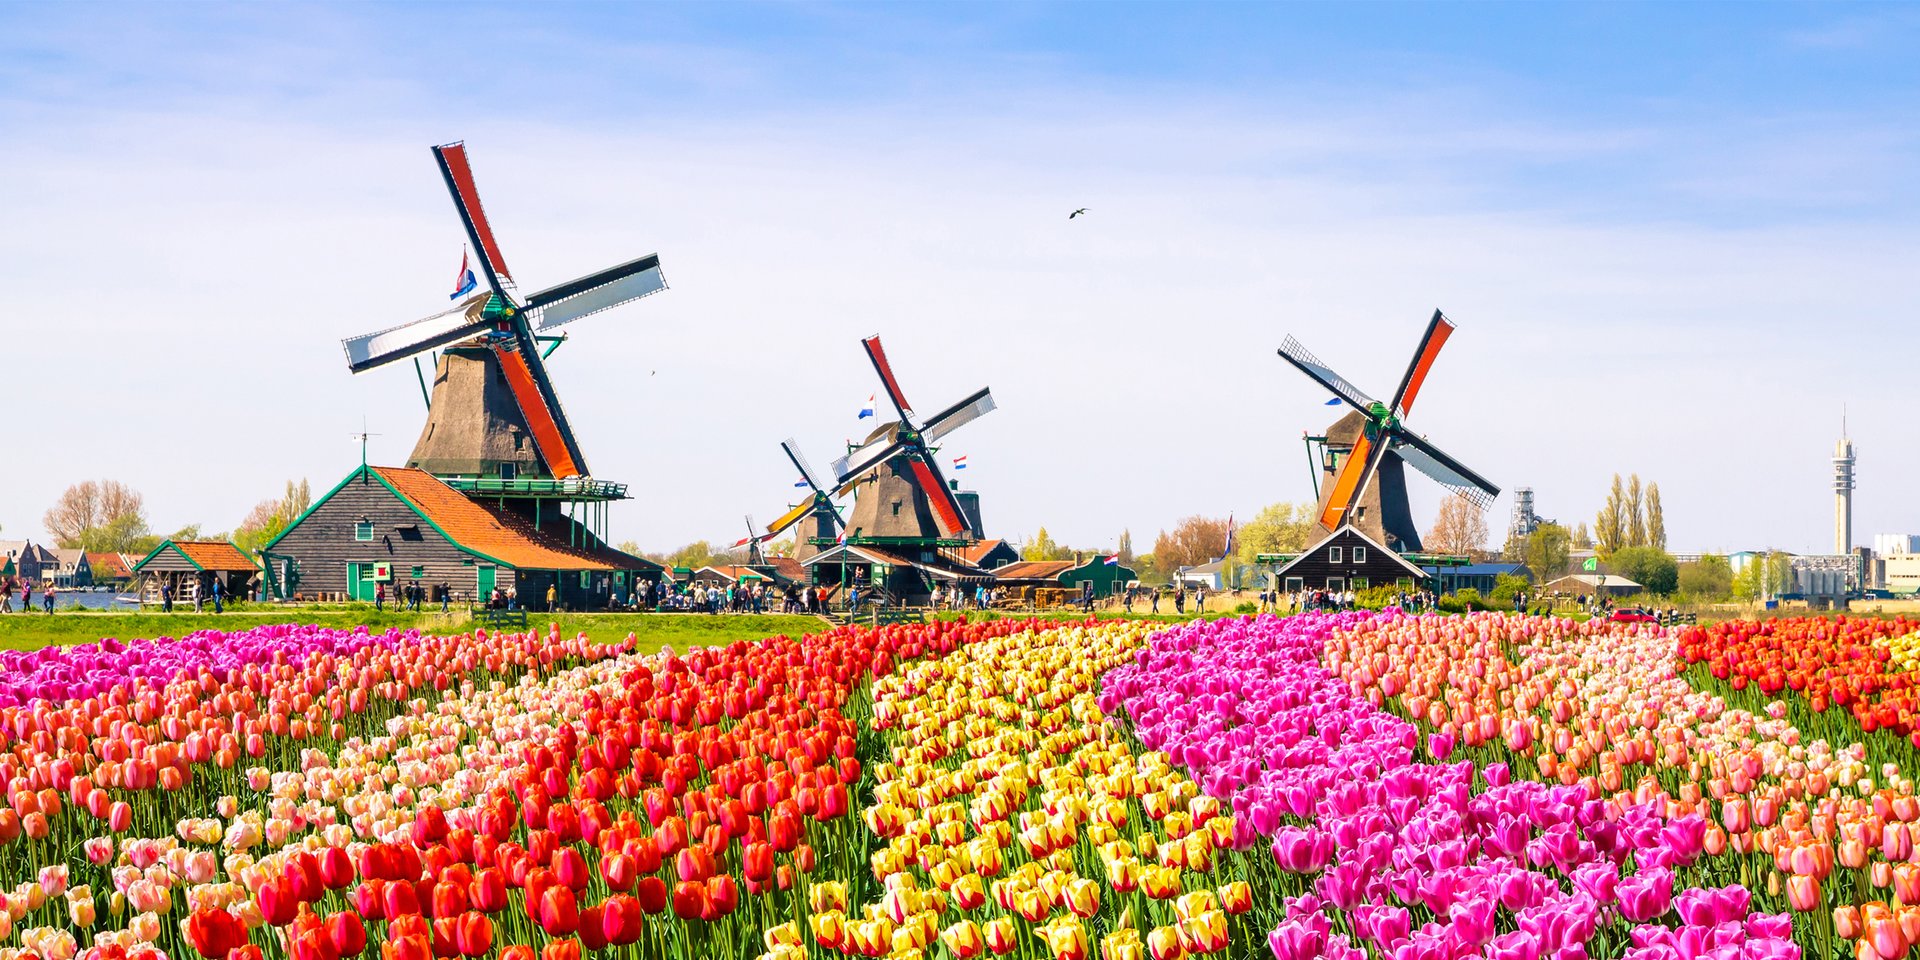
[44,480,146,548]
[1152,516,1230,571]
[1425,496,1489,556]
[1117,529,1134,564]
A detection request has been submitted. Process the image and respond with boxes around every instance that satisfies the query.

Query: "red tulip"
[185,906,246,958]
[500,948,535,960]
[470,868,508,914]
[259,876,301,927]
[635,876,668,915]
[600,853,635,891]
[671,880,707,920]
[602,894,645,946]
[318,847,355,890]
[675,847,714,883]
[326,911,367,956]
[538,885,579,936]
[455,912,492,958]
[383,880,420,919]
[381,937,431,960]
[429,878,468,918]
[578,902,609,952]
[743,842,774,883]
[703,875,738,919]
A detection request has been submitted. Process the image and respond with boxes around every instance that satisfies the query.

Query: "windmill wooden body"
[754,440,846,562]
[1278,311,1500,554]
[796,336,998,603]
[340,141,667,543]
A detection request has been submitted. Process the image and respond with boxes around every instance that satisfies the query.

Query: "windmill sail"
[525,255,667,332]
[922,387,997,444]
[343,294,493,372]
[433,142,515,291]
[1391,431,1499,509]
[1278,335,1378,413]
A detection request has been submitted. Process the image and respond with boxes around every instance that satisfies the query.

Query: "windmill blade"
[432,143,514,294]
[1317,431,1393,530]
[921,387,997,444]
[1390,429,1500,509]
[862,335,914,422]
[765,500,815,538]
[832,433,905,488]
[489,338,586,478]
[523,255,667,333]
[343,294,492,372]
[1389,310,1455,418]
[781,439,830,494]
[904,453,970,537]
[1278,335,1379,414]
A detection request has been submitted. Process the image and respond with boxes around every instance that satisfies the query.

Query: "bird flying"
[1069,208,1088,219]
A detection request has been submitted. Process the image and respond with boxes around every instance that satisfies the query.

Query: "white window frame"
[1330,546,1343,563]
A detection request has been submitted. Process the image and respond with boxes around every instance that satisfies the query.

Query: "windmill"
[831,336,996,543]
[341,141,666,486]
[1277,310,1500,553]
[732,516,769,566]
[758,439,846,561]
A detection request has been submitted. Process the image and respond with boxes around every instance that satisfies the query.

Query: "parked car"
[1608,607,1659,624]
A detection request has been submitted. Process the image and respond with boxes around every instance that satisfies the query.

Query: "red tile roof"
[172,541,259,571]
[373,467,650,571]
[992,560,1075,581]
[86,553,133,579]
[959,539,1009,565]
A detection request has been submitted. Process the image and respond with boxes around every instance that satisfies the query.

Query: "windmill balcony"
[441,476,629,502]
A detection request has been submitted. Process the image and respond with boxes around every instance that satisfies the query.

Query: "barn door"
[476,566,496,602]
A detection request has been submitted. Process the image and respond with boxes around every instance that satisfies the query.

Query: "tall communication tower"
[1834,417,1856,555]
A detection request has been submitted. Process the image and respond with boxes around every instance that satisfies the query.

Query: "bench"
[475,608,529,629]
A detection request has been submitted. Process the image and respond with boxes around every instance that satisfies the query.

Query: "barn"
[262,464,662,610]
[132,541,260,605]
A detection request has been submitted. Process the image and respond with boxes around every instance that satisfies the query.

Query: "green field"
[0,607,829,655]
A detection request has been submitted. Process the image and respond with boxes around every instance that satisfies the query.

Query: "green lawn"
[0,606,828,655]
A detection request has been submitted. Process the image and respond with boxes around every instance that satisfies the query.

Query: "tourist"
[192,579,203,613]
[43,583,55,614]
[0,578,11,614]
[373,581,384,612]
[212,578,223,614]
[546,583,557,613]
[158,582,170,613]
[22,581,32,613]
[507,585,518,611]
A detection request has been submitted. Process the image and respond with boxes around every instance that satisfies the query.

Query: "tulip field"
[5,612,1920,960]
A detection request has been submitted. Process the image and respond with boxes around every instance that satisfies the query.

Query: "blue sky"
[2,2,1917,555]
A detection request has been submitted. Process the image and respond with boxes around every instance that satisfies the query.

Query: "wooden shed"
[133,540,260,605]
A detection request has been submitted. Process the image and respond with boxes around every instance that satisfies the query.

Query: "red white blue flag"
[1104,554,1119,566]
[953,455,968,470]
[450,249,479,300]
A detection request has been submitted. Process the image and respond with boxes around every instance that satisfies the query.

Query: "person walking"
[42,583,55,614]
[212,578,223,614]
[192,579,203,613]
[546,583,558,613]
[1150,589,1160,614]
[22,581,33,613]
[158,582,170,613]
[373,581,384,612]
[1,578,12,614]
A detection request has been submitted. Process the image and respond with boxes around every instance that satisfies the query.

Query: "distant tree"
[1595,475,1627,559]
[232,479,316,554]
[1678,554,1732,599]
[1116,529,1135,565]
[1021,527,1072,561]
[1571,522,1593,550]
[1625,475,1647,549]
[1524,523,1572,582]
[45,480,147,548]
[1153,516,1229,572]
[1424,497,1489,556]
[646,540,731,571]
[1489,573,1530,608]
[1234,502,1315,566]
[615,540,641,555]
[1765,551,1795,596]
[1645,483,1666,551]
[82,512,154,554]
[1609,546,1678,595]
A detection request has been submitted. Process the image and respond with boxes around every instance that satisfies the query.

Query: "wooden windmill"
[1277,311,1500,553]
[341,141,666,488]
[757,440,846,561]
[830,336,996,544]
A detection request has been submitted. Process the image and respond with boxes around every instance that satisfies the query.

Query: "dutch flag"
[794,477,810,488]
[1103,555,1119,566]
[1324,397,1343,406]
[953,455,968,470]
[858,395,875,419]
[1224,514,1235,555]
[450,249,479,300]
